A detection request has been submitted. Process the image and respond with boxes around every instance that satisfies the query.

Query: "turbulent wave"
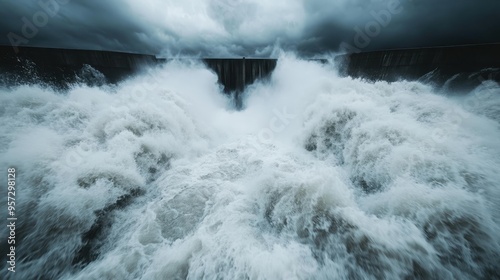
[1,55,500,280]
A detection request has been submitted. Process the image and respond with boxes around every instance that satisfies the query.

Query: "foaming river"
[1,56,500,279]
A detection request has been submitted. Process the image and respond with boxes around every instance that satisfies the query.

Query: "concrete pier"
[202,58,277,93]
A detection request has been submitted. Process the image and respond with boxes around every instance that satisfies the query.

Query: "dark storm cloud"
[298,0,500,54]
[346,0,500,50]
[0,0,161,53]
[1,0,499,57]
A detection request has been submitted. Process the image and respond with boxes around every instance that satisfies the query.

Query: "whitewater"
[1,56,500,280]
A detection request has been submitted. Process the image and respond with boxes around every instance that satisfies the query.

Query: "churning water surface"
[1,56,500,280]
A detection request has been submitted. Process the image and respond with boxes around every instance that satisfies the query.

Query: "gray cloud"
[0,0,159,53]
[1,0,499,57]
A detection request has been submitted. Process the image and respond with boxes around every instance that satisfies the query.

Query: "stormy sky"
[1,0,499,57]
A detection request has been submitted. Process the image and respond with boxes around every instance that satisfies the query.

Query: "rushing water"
[1,56,500,280]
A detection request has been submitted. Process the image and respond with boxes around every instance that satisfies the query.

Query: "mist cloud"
[1,0,499,57]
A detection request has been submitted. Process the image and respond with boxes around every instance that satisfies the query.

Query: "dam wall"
[336,44,500,89]
[2,44,499,92]
[203,58,277,93]
[0,46,158,86]
[0,46,277,91]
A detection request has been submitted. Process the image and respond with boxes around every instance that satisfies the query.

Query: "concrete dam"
[0,46,158,86]
[0,46,277,92]
[202,58,277,92]
[1,44,499,91]
[336,43,500,89]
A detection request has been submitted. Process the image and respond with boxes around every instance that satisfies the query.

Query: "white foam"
[1,55,499,279]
